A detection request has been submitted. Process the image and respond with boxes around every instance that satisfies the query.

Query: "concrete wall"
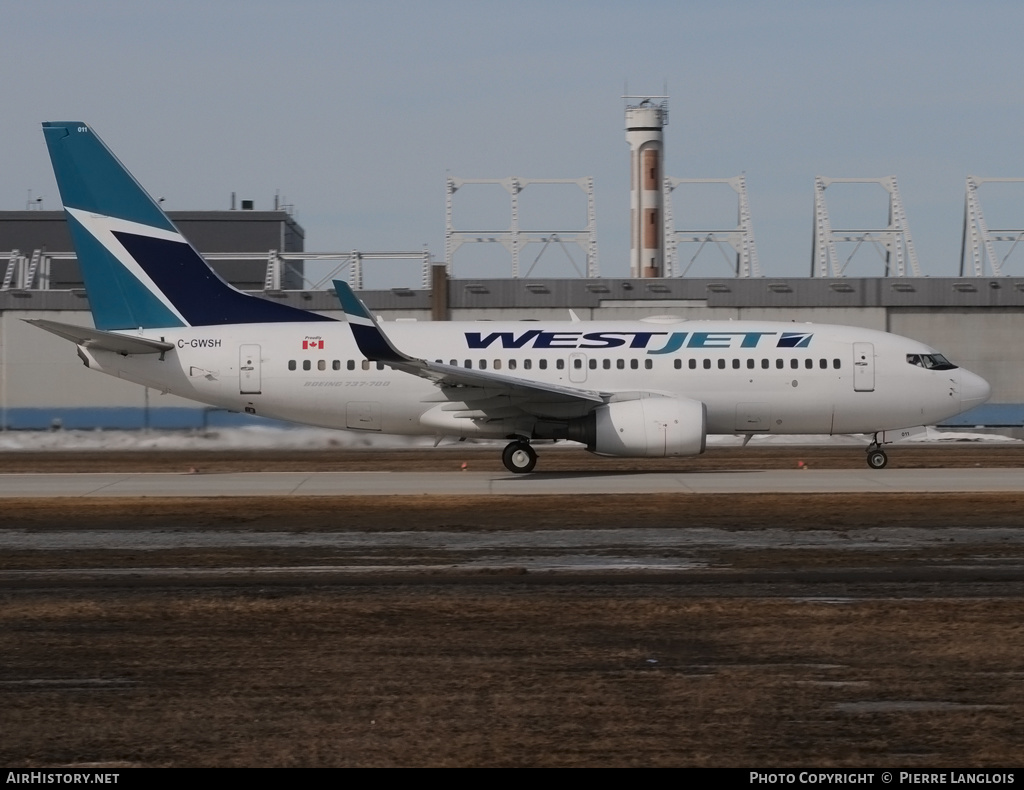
[889,309,1024,410]
[1,279,1020,429]
[0,310,207,428]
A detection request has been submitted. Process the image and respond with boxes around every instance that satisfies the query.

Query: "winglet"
[333,280,408,364]
[332,281,605,403]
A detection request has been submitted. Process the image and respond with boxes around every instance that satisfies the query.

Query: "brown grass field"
[1,445,1023,767]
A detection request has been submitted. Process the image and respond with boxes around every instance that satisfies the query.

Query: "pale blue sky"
[5,1,1024,286]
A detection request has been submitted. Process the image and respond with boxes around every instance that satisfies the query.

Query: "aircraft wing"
[334,281,607,419]
[25,319,175,355]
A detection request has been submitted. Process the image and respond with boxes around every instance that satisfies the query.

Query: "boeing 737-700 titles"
[30,122,991,472]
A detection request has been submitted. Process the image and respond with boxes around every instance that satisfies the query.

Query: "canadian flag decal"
[303,339,324,350]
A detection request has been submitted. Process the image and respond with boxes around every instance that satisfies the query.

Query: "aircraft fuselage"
[79,318,987,440]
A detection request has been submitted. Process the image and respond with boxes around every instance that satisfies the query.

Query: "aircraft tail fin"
[42,122,332,330]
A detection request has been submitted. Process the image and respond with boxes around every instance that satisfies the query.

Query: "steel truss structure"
[960,177,1024,277]
[445,177,598,278]
[812,176,921,277]
[1,250,434,293]
[664,174,761,277]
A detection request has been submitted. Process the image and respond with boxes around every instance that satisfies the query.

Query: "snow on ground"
[0,425,1016,452]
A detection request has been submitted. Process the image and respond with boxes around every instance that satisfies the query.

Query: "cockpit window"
[906,353,958,371]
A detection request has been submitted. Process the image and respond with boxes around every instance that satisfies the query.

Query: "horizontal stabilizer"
[25,319,175,355]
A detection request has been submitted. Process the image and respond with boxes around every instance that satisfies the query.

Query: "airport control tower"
[625,96,668,278]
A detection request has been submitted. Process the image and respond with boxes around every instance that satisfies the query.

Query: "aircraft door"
[569,353,588,383]
[239,344,262,394]
[853,342,875,392]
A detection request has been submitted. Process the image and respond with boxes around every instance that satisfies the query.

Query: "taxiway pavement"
[0,467,1021,497]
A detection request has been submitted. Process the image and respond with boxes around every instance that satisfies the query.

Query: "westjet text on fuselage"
[464,329,813,354]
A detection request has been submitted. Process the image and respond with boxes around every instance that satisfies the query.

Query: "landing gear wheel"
[866,449,888,469]
[502,441,537,474]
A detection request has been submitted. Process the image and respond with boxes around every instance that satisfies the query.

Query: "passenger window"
[479,360,487,370]
[555,359,564,370]
[689,359,696,370]
[603,359,611,370]
[494,360,502,370]
[630,359,639,370]
[584,359,593,369]
[833,359,841,369]
[748,359,756,369]
[347,360,355,371]
[718,359,726,370]
[819,359,827,369]
[539,360,548,370]
[790,359,798,369]
[524,360,532,370]
[645,360,652,370]
[376,362,384,371]
[776,359,784,369]
[361,360,370,371]
[761,359,769,369]
[464,360,471,368]
[333,360,340,371]
[303,360,312,371]
[732,359,740,369]
[288,360,296,371]
[703,359,711,369]
[618,359,626,370]
[509,359,517,370]
[805,359,813,369]
[673,359,681,370]
[318,360,326,371]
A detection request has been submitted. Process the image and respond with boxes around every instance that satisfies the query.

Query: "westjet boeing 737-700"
[30,122,991,472]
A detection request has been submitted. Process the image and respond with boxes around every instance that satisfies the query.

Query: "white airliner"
[31,121,991,472]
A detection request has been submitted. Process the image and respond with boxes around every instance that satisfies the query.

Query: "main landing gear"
[866,434,888,469]
[502,440,537,474]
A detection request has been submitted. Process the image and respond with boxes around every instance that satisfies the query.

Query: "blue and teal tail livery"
[42,122,332,330]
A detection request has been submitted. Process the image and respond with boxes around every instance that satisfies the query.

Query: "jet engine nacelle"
[573,396,707,457]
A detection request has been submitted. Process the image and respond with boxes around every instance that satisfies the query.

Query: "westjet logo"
[464,330,813,354]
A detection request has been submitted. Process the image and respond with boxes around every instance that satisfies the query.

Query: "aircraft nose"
[960,370,992,410]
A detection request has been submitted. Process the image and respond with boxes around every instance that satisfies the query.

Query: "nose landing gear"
[502,440,537,474]
[866,434,888,469]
